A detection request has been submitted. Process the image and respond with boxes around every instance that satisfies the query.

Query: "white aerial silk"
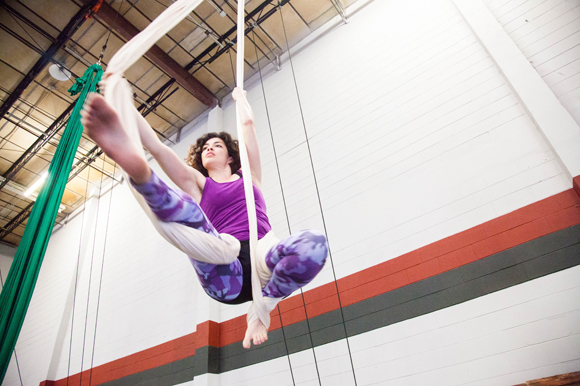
[103,0,279,330]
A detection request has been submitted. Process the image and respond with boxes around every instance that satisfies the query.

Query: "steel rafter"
[147,0,290,106]
[0,2,57,44]
[0,103,75,191]
[0,144,102,241]
[0,91,168,242]
[0,202,34,241]
[0,0,100,120]
[84,0,218,108]
[184,0,290,71]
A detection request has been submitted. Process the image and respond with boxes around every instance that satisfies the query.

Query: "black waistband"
[217,239,253,305]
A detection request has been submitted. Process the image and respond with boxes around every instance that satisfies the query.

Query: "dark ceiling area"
[0,0,355,246]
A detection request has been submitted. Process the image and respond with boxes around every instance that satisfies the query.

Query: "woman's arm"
[133,108,206,201]
[232,88,262,190]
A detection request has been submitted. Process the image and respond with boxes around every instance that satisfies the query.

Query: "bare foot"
[81,93,151,184]
[243,317,268,349]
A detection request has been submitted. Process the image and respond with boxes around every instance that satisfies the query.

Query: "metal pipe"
[0,0,100,120]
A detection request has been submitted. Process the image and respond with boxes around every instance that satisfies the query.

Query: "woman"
[81,87,328,348]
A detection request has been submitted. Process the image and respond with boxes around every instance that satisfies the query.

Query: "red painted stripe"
[45,185,580,384]
[338,189,580,306]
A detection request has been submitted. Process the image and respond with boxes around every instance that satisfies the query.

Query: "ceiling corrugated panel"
[0,0,355,246]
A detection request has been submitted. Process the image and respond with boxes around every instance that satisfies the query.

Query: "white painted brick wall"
[8,0,579,384]
[483,0,580,126]
[217,267,580,385]
[224,0,568,284]
[3,203,87,385]
[349,265,580,386]
[0,245,18,386]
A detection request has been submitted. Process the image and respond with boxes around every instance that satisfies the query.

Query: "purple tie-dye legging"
[132,171,328,302]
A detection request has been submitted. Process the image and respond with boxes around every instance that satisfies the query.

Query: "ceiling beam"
[142,0,288,108]
[184,0,288,71]
[0,145,103,242]
[88,1,218,108]
[0,103,74,191]
[0,90,169,242]
[0,0,100,120]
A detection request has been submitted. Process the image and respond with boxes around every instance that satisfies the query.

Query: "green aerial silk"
[0,64,103,382]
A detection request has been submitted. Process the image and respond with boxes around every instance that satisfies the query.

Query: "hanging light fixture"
[48,64,71,81]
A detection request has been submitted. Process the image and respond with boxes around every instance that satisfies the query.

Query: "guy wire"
[277,1,358,384]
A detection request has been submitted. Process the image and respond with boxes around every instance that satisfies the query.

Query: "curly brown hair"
[185,132,241,177]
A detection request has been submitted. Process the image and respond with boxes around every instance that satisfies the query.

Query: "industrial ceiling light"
[24,171,48,197]
[206,0,226,17]
[48,64,71,81]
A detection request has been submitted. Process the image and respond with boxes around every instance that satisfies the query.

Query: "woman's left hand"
[232,87,247,102]
[233,87,254,126]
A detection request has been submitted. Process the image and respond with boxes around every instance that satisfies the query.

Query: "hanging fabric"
[234,0,274,335]
[0,64,103,383]
[103,0,274,330]
[104,0,242,265]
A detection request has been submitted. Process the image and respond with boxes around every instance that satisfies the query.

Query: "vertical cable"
[66,165,93,386]
[78,164,106,385]
[88,164,118,385]
[228,48,237,88]
[277,2,358,384]
[98,0,125,65]
[0,271,24,386]
[248,28,322,386]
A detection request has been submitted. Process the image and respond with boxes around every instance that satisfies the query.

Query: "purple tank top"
[200,170,271,240]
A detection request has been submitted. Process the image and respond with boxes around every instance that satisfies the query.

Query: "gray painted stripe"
[219,224,580,371]
[100,356,195,386]
[193,346,220,375]
[101,224,580,384]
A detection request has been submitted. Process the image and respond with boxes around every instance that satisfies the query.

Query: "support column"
[193,291,221,385]
[45,188,101,380]
[207,106,224,134]
[452,0,580,185]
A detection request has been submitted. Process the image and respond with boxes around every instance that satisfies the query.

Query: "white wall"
[219,0,573,312]
[217,265,580,386]
[2,120,213,385]
[0,244,17,386]
[44,128,215,382]
[0,243,15,284]
[5,0,580,384]
[483,0,580,126]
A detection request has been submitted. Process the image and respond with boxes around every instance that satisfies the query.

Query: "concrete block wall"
[0,244,17,385]
[2,120,214,385]
[2,201,86,386]
[2,0,579,385]
[214,264,580,386]
[205,0,580,383]
[483,0,580,126]
[0,244,16,287]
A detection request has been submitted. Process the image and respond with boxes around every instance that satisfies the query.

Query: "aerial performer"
[80,0,328,348]
[81,83,328,347]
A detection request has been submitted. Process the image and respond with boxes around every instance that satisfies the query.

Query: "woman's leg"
[82,93,243,302]
[82,96,243,305]
[132,170,218,236]
[132,170,244,302]
[262,230,328,298]
[243,230,328,348]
